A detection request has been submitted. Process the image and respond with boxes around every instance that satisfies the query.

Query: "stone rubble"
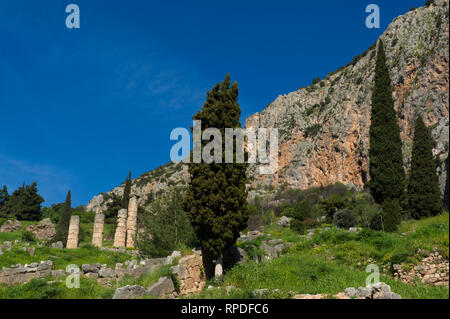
[392,249,449,287]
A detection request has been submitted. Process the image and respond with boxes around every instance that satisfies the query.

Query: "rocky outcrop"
[247,1,449,193]
[25,218,56,241]
[0,220,21,233]
[85,2,449,213]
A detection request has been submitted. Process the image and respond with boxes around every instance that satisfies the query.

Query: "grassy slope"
[193,212,449,299]
[1,213,448,299]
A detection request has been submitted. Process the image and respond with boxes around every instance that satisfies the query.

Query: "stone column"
[66,216,80,249]
[214,255,223,278]
[113,209,128,247]
[92,212,105,247]
[126,196,138,248]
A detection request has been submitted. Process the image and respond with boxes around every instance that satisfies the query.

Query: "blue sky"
[0,0,425,206]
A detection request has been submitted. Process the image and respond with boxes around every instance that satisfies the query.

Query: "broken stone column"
[215,256,223,278]
[66,215,80,249]
[113,209,128,247]
[92,211,105,247]
[126,196,138,248]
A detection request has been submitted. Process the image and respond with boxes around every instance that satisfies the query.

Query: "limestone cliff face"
[247,0,449,193]
[87,1,449,212]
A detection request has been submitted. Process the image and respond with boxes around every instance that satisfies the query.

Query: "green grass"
[0,221,36,243]
[263,212,449,267]
[0,262,176,299]
[0,277,115,299]
[193,253,448,299]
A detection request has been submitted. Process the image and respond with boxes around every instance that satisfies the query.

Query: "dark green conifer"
[368,40,405,205]
[407,115,442,219]
[55,191,72,244]
[183,74,249,278]
[122,171,132,209]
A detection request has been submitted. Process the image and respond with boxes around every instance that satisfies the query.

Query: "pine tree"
[121,171,132,209]
[183,74,249,278]
[407,115,442,219]
[2,183,44,221]
[55,191,72,244]
[16,182,45,221]
[368,40,405,206]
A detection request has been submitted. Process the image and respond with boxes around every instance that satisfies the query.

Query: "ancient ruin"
[126,196,138,248]
[92,211,105,248]
[66,215,80,249]
[113,209,128,247]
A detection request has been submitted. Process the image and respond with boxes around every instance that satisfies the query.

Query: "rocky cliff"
[87,1,449,213]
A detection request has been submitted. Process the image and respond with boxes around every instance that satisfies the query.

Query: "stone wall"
[0,261,53,285]
[171,249,206,296]
[392,250,449,287]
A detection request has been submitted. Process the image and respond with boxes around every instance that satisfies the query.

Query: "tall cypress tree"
[0,185,9,217]
[183,74,249,278]
[407,115,442,219]
[368,40,405,204]
[122,171,132,209]
[55,190,72,245]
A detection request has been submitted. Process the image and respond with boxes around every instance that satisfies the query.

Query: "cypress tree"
[368,40,405,205]
[0,185,9,217]
[55,191,72,244]
[183,74,249,278]
[407,115,442,219]
[122,171,132,209]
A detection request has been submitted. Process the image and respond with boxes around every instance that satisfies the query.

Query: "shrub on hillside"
[137,188,196,258]
[381,199,402,232]
[303,218,321,229]
[321,194,349,222]
[21,230,36,242]
[290,219,305,235]
[333,209,358,229]
[248,215,262,231]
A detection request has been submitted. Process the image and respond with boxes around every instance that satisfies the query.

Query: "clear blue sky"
[0,0,425,206]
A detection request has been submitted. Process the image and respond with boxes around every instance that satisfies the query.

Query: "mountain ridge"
[87,1,449,213]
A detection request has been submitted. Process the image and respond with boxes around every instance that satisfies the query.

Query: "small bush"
[290,219,305,234]
[333,209,358,229]
[304,124,322,138]
[382,199,402,232]
[248,215,262,231]
[21,230,36,242]
[303,218,321,229]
